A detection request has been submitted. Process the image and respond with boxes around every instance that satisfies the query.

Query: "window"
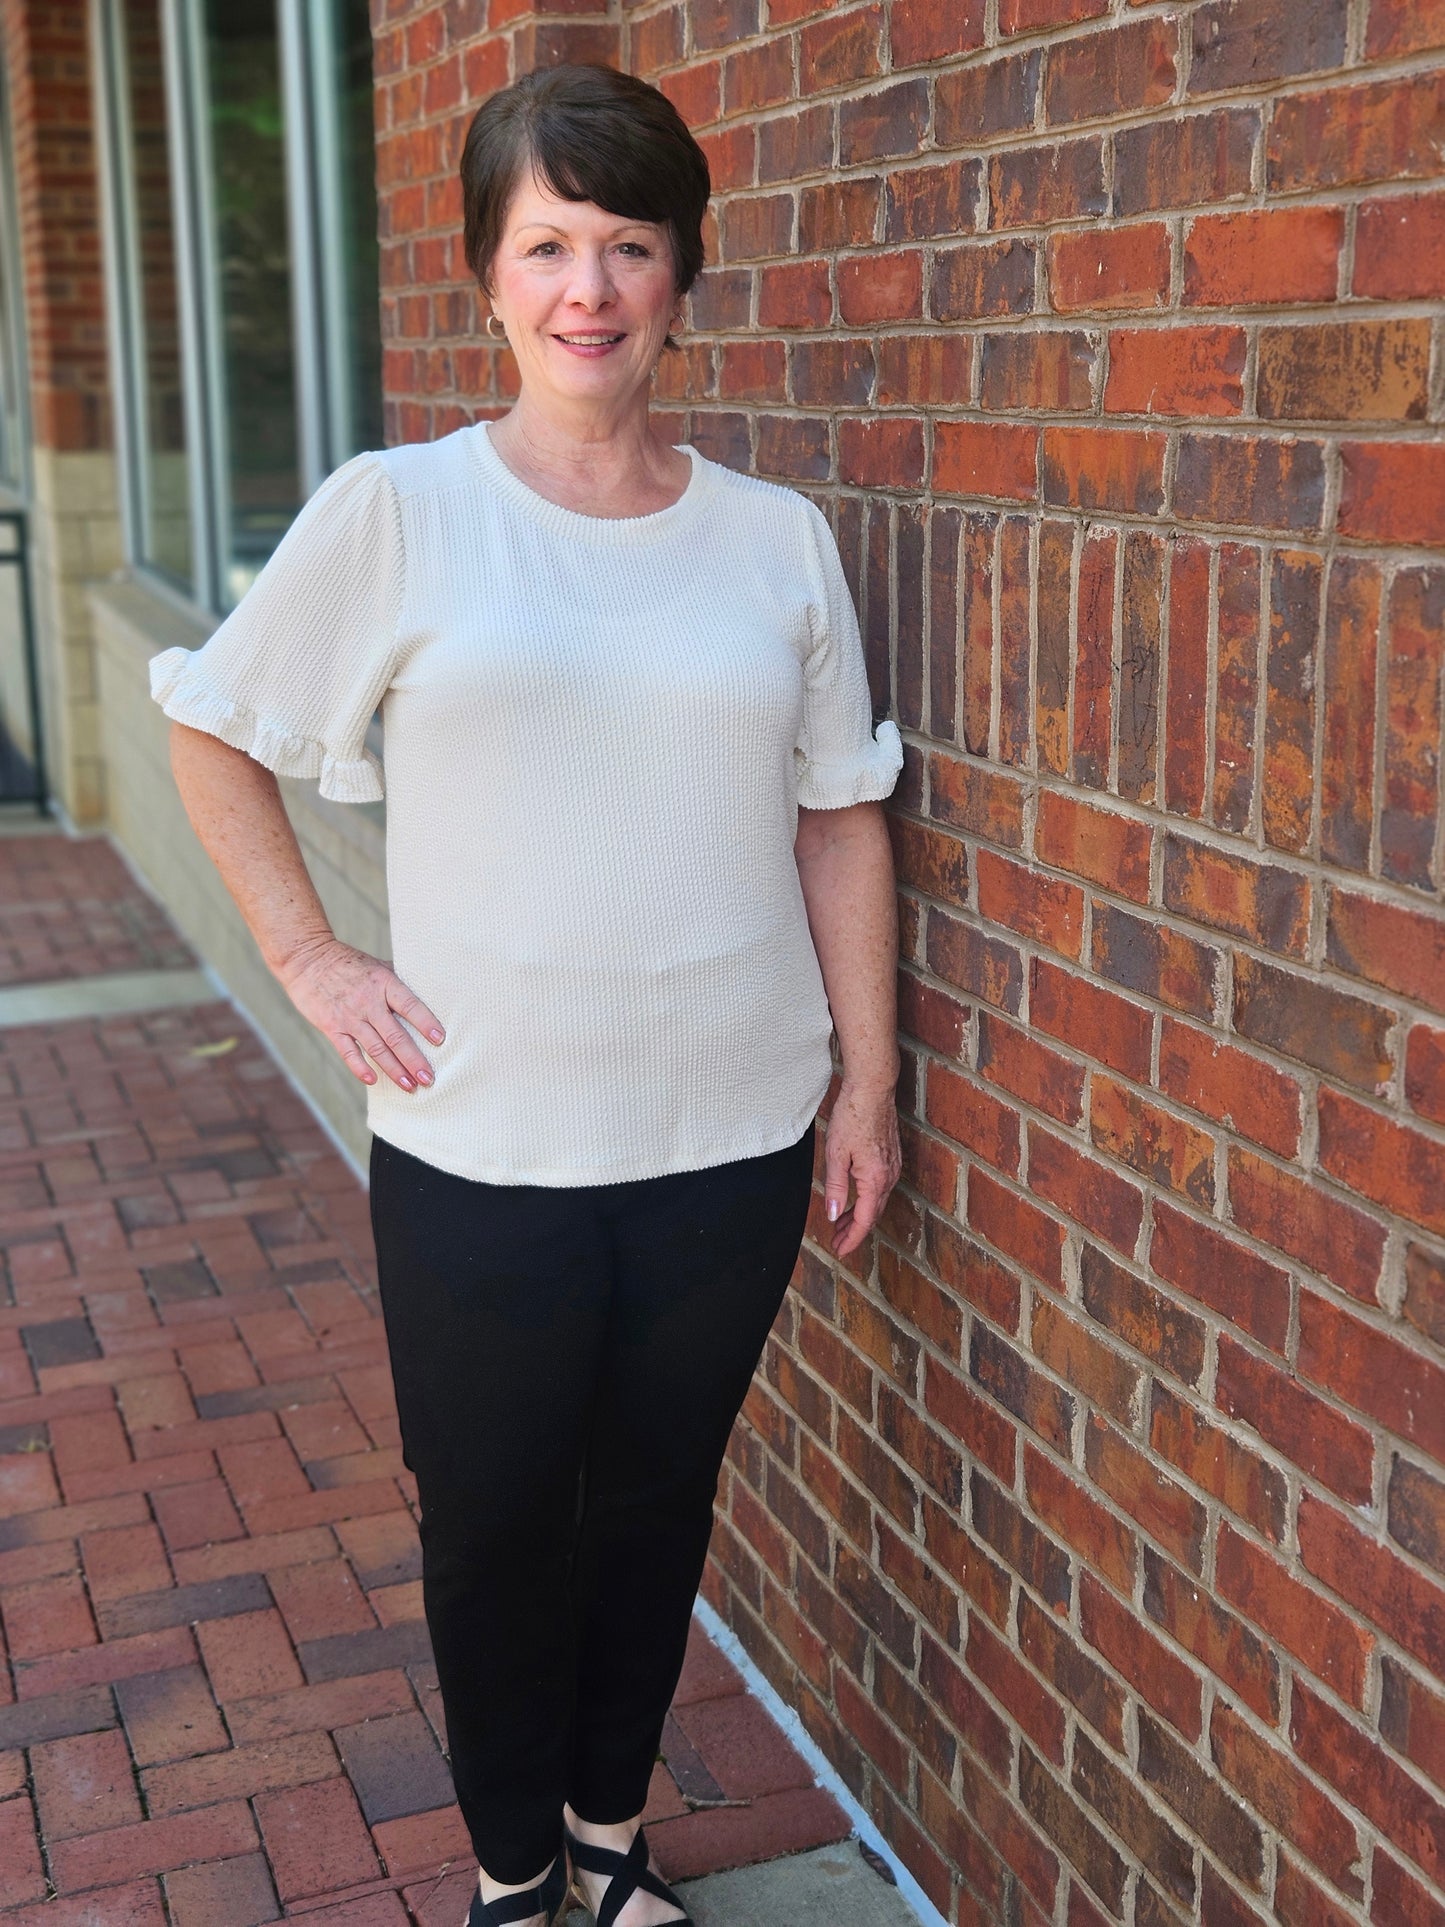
[112,0,194,588]
[0,54,27,499]
[97,0,384,612]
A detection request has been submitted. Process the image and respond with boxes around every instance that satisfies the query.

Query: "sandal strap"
[467,1890,544,1926]
[563,1825,692,1927]
[467,1850,567,1926]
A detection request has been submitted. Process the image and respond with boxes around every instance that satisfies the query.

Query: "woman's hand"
[277,936,445,1094]
[822,1077,902,1258]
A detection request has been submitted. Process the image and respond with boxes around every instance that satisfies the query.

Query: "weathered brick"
[1215,1521,1372,1705]
[926,1063,1022,1176]
[1320,556,1382,872]
[1381,1654,1445,1794]
[1026,1444,1135,1593]
[1215,1334,1374,1504]
[1213,541,1262,831]
[1149,1383,1285,1542]
[931,237,1037,320]
[1210,1700,1363,1900]
[928,752,1027,847]
[1291,1679,1445,1893]
[1300,1491,1445,1676]
[933,420,1039,502]
[1029,1127,1145,1256]
[1045,18,1177,125]
[1327,887,1445,1017]
[1114,109,1257,216]
[980,330,1096,413]
[1355,190,1445,300]
[969,1168,1067,1287]
[1031,958,1151,1081]
[1162,835,1310,957]
[1232,953,1393,1093]
[1318,1086,1445,1237]
[1145,1548,1279,1722]
[1402,1244,1445,1358]
[937,49,1041,146]
[1086,1415,1206,1574]
[839,78,930,164]
[1019,1741,1126,1916]
[891,0,986,62]
[1091,900,1221,1019]
[1381,568,1445,883]
[1091,1077,1214,1206]
[1158,1018,1302,1160]
[1299,1295,1445,1463]
[1269,72,1445,192]
[1104,325,1246,417]
[1189,0,1348,94]
[798,178,879,251]
[1259,319,1431,423]
[1073,1727,1196,1906]
[1263,547,1317,847]
[885,160,982,243]
[1174,433,1327,533]
[1075,524,1118,788]
[1151,1202,1289,1350]
[990,139,1109,229]
[1184,205,1344,306]
[1082,1245,1207,1386]
[1043,425,1166,515]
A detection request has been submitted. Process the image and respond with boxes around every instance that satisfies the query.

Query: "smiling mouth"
[555,332,626,345]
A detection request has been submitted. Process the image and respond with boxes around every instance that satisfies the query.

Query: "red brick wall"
[378,4,1445,1922]
[2,0,111,452]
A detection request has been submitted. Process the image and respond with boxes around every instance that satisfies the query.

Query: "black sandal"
[563,1821,693,1926]
[466,1843,571,1926]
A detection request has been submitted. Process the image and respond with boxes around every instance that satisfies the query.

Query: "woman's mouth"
[553,331,627,355]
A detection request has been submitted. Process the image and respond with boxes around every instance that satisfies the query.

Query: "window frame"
[0,48,33,506]
[92,0,384,618]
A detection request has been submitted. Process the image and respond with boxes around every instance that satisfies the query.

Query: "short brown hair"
[460,63,711,310]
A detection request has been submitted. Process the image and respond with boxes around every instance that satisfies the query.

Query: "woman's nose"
[564,250,616,310]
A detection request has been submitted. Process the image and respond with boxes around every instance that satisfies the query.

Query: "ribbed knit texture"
[150,420,903,1184]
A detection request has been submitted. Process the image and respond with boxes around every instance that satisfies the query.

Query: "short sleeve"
[148,450,404,803]
[794,500,904,810]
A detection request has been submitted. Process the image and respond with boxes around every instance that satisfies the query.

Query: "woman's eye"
[528,242,561,257]
[617,243,650,257]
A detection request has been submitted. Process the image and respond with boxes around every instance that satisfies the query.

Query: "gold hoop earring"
[485,312,507,342]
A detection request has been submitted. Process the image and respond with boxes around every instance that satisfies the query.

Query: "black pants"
[368,1120,816,1883]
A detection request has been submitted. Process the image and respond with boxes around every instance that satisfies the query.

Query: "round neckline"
[464,420,712,541]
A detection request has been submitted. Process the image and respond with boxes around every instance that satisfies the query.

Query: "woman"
[150,62,902,1927]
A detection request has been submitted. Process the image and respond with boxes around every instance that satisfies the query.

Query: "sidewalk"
[0,825,916,1925]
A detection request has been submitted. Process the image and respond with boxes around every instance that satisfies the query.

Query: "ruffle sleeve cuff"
[148,644,385,804]
[795,718,904,810]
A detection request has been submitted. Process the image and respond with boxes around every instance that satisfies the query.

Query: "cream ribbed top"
[149,421,903,1184]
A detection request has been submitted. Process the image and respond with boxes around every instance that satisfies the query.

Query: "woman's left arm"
[795,798,903,1257]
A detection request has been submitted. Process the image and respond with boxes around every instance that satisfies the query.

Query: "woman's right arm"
[168,720,443,1093]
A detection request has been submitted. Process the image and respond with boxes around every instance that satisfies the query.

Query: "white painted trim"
[690,1595,947,1927]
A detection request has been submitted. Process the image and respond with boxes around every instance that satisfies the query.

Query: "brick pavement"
[0,832,848,1924]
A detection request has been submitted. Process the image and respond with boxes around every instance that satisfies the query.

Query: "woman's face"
[487,169,679,417]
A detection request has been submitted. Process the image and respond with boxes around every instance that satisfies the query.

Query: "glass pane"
[203,0,298,607]
[121,0,193,586]
[0,59,23,496]
[317,0,383,458]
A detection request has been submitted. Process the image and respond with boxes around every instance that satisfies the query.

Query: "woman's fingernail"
[417,1069,432,1085]
[429,1028,444,1043]
[400,1078,414,1091]
[827,1199,840,1221]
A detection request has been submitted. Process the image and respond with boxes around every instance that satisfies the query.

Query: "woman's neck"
[487,392,691,517]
